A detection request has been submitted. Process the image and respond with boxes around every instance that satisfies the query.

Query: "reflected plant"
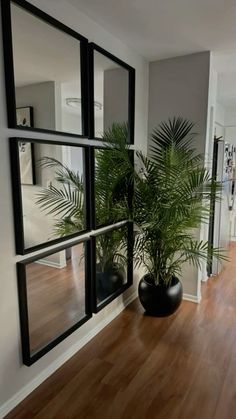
[97,227,128,273]
[36,157,84,236]
[36,123,133,271]
[95,122,134,226]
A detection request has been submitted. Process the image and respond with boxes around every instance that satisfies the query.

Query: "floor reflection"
[26,244,86,353]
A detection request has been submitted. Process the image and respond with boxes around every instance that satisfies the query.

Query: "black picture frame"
[17,237,92,366]
[91,221,133,313]
[89,146,134,230]
[1,0,89,138]
[10,137,91,255]
[88,42,135,144]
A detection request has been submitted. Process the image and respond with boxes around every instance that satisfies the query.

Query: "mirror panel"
[92,223,133,312]
[17,240,91,365]
[11,139,87,254]
[90,44,135,143]
[94,148,134,228]
[5,1,87,135]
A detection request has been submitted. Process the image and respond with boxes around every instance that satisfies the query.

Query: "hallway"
[6,245,236,419]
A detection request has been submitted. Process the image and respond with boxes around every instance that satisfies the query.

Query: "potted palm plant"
[134,117,225,316]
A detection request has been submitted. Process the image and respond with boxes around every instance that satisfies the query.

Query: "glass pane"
[18,141,85,250]
[94,148,131,227]
[11,3,82,135]
[95,226,128,305]
[26,243,86,355]
[94,51,129,138]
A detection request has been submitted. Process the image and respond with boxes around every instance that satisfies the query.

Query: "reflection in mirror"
[14,139,86,252]
[11,2,84,135]
[18,241,89,363]
[93,50,129,138]
[94,224,131,310]
[94,143,133,227]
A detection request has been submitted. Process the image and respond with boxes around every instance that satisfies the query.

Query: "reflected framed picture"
[16,106,34,128]
[18,141,36,185]
[17,237,92,366]
[91,221,133,313]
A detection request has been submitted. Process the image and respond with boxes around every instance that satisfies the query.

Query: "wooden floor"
[27,244,85,353]
[6,244,236,418]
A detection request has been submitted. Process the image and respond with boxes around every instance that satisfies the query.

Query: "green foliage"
[134,117,226,286]
[36,157,84,236]
[97,228,128,272]
[95,123,134,226]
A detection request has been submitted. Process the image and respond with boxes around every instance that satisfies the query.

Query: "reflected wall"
[10,138,88,254]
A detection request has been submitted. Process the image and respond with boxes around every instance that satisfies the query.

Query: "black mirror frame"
[91,221,133,313]
[89,146,134,230]
[17,237,92,366]
[88,42,135,144]
[1,0,89,138]
[10,137,91,255]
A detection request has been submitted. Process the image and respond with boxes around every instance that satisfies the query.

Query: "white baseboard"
[183,293,201,304]
[0,290,138,419]
[36,259,66,269]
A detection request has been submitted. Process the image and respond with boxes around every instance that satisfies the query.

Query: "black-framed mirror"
[90,147,134,229]
[1,0,89,137]
[10,138,90,254]
[17,238,92,366]
[88,43,135,143]
[91,222,133,313]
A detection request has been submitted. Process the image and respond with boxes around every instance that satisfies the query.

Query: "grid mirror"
[88,43,135,143]
[10,138,89,254]
[91,222,133,312]
[17,239,91,365]
[2,0,88,136]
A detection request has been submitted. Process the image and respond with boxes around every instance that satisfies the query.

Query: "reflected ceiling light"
[66,98,102,110]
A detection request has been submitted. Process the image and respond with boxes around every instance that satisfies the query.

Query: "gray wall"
[148,51,211,297]
[22,143,62,250]
[104,67,129,130]
[16,81,56,130]
[148,51,210,155]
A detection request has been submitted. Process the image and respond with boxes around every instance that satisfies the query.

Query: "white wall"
[148,51,211,299]
[225,126,236,145]
[225,106,236,127]
[215,102,225,127]
[0,0,149,415]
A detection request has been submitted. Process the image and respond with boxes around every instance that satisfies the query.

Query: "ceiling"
[68,0,236,107]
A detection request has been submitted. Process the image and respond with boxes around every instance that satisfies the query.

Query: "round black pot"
[138,274,183,317]
[96,263,125,301]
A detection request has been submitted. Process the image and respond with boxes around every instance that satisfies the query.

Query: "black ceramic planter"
[138,274,183,317]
